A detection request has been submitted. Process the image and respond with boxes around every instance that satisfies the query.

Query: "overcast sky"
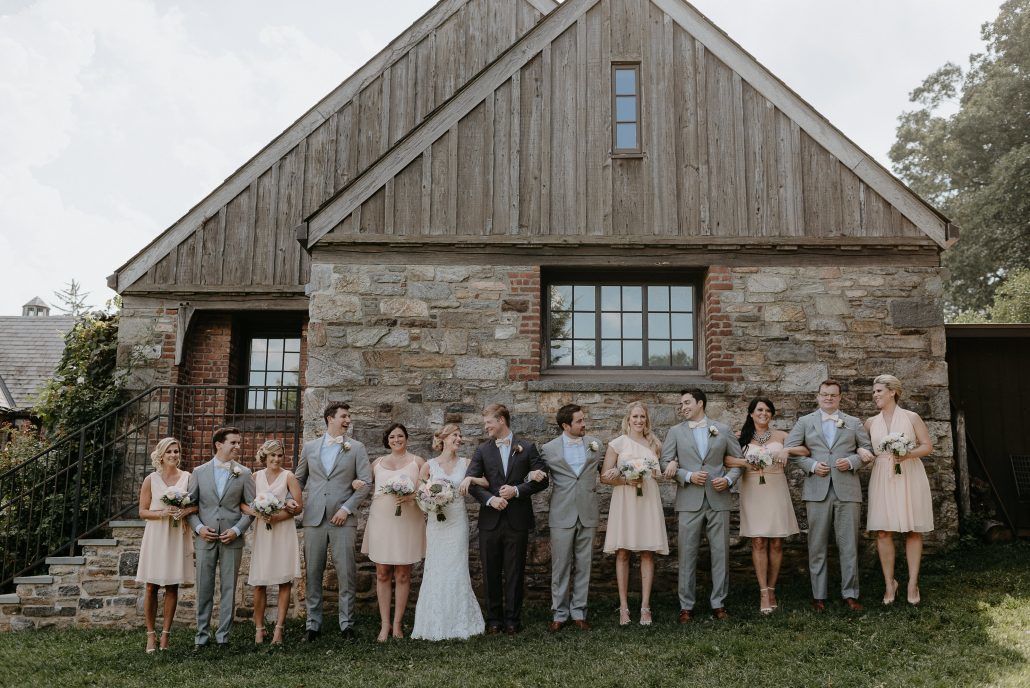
[0,0,1002,315]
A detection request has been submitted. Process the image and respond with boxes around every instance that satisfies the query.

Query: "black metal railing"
[0,385,301,589]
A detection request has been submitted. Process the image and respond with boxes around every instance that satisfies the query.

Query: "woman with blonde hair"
[601,402,669,626]
[410,424,486,640]
[135,437,197,652]
[241,439,302,645]
[864,374,935,606]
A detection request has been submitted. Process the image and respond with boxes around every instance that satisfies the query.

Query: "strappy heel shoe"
[759,588,773,615]
[618,607,631,626]
[908,587,921,606]
[145,630,157,654]
[159,630,171,651]
[255,625,267,644]
[271,624,285,646]
[883,579,899,606]
[639,607,652,626]
[768,587,779,610]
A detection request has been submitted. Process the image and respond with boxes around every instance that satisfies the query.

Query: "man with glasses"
[784,380,874,612]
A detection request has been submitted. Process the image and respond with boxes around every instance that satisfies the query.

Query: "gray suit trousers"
[194,540,243,646]
[677,499,730,611]
[805,483,861,600]
[550,520,595,621]
[304,521,357,631]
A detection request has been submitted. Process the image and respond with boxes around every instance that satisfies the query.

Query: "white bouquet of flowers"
[380,475,415,516]
[619,455,658,497]
[160,487,192,527]
[415,479,456,522]
[746,446,775,484]
[877,432,916,475]
[252,491,285,530]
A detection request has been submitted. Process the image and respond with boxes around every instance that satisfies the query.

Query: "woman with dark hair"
[725,398,803,614]
[358,423,425,641]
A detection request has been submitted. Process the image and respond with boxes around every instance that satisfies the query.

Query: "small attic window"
[612,64,641,155]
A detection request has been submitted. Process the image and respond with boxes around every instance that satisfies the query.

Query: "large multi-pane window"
[246,336,301,410]
[547,279,698,370]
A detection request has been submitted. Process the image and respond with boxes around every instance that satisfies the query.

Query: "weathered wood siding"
[125,0,551,293]
[322,0,925,243]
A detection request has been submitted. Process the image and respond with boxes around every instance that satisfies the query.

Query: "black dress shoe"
[504,624,519,636]
[305,629,321,643]
[192,644,206,653]
[340,627,357,641]
[486,625,502,636]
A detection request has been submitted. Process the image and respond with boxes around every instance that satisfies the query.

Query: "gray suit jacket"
[784,410,873,503]
[185,459,256,547]
[294,436,372,527]
[659,420,743,512]
[540,434,601,528]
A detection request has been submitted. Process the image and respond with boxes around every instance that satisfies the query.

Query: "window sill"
[611,152,644,160]
[528,372,726,394]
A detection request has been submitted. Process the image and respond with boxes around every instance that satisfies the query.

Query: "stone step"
[77,539,118,547]
[13,576,53,585]
[0,594,20,605]
[44,557,85,566]
[109,520,145,529]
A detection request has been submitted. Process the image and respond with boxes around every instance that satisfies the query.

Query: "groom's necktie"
[564,437,586,475]
[214,462,231,498]
[821,413,840,447]
[689,419,710,458]
[496,437,512,473]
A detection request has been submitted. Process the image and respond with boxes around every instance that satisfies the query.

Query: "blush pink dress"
[738,441,800,538]
[602,435,669,555]
[361,458,426,565]
[135,471,195,585]
[867,410,934,533]
[247,469,301,586]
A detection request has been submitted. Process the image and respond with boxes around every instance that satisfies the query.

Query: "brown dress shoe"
[486,625,502,635]
[678,609,693,624]
[572,620,590,631]
[811,599,826,612]
[712,607,729,621]
[843,598,864,612]
[548,621,565,633]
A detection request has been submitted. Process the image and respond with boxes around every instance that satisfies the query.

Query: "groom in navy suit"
[466,403,548,635]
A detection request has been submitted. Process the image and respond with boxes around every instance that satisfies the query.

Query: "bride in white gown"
[411,425,486,640]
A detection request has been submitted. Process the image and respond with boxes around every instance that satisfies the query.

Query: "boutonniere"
[343,441,352,452]
[834,418,845,429]
[229,464,242,479]
[708,426,720,437]
[588,440,600,452]
[515,444,524,454]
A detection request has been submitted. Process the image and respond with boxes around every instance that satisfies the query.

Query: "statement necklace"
[753,429,773,446]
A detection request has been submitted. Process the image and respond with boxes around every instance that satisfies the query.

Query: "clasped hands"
[197,526,238,544]
[814,449,875,476]
[659,461,730,491]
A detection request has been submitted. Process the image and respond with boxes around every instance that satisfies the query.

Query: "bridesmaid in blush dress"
[601,402,669,627]
[724,398,803,614]
[135,437,197,653]
[358,423,426,642]
[864,374,935,606]
[242,440,302,645]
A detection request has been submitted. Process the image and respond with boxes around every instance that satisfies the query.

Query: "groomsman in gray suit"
[186,426,255,649]
[784,379,874,612]
[660,389,743,622]
[294,402,372,641]
[540,404,601,632]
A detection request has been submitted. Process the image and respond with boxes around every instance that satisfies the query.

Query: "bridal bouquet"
[380,475,415,516]
[746,446,775,484]
[619,456,658,497]
[416,479,456,522]
[252,491,285,530]
[160,487,192,527]
[877,432,916,475]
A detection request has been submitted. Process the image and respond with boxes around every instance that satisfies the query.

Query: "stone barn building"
[104,0,958,607]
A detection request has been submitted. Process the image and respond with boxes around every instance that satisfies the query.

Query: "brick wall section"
[705,266,741,381]
[508,268,541,382]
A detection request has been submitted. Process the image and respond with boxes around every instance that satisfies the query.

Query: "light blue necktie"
[692,426,709,459]
[215,464,229,498]
[822,415,838,448]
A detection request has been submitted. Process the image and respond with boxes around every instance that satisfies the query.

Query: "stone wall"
[304,261,956,600]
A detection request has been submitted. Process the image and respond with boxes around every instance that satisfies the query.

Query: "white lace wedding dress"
[411,458,485,640]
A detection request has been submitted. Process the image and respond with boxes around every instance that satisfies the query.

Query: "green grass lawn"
[0,542,1027,688]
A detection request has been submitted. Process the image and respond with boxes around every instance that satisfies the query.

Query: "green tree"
[890,0,1030,314]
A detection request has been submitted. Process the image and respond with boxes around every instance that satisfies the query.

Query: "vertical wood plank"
[448,124,459,233]
[430,134,450,234]
[695,41,710,235]
[510,71,522,233]
[484,90,495,234]
[610,0,643,60]
[674,26,700,235]
[519,56,542,233]
[732,72,748,236]
[540,44,552,235]
[790,120,804,235]
[585,0,610,236]
[384,178,395,235]
[491,81,512,235]
[576,16,587,234]
[743,83,764,236]
[394,157,422,235]
[421,148,432,231]
[334,103,357,192]
[456,106,485,235]
[358,76,385,171]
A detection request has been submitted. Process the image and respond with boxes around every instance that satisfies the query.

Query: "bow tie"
[566,438,583,446]
[326,434,346,445]
[495,438,511,448]
[688,420,708,430]
[215,461,232,472]
[821,413,840,423]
